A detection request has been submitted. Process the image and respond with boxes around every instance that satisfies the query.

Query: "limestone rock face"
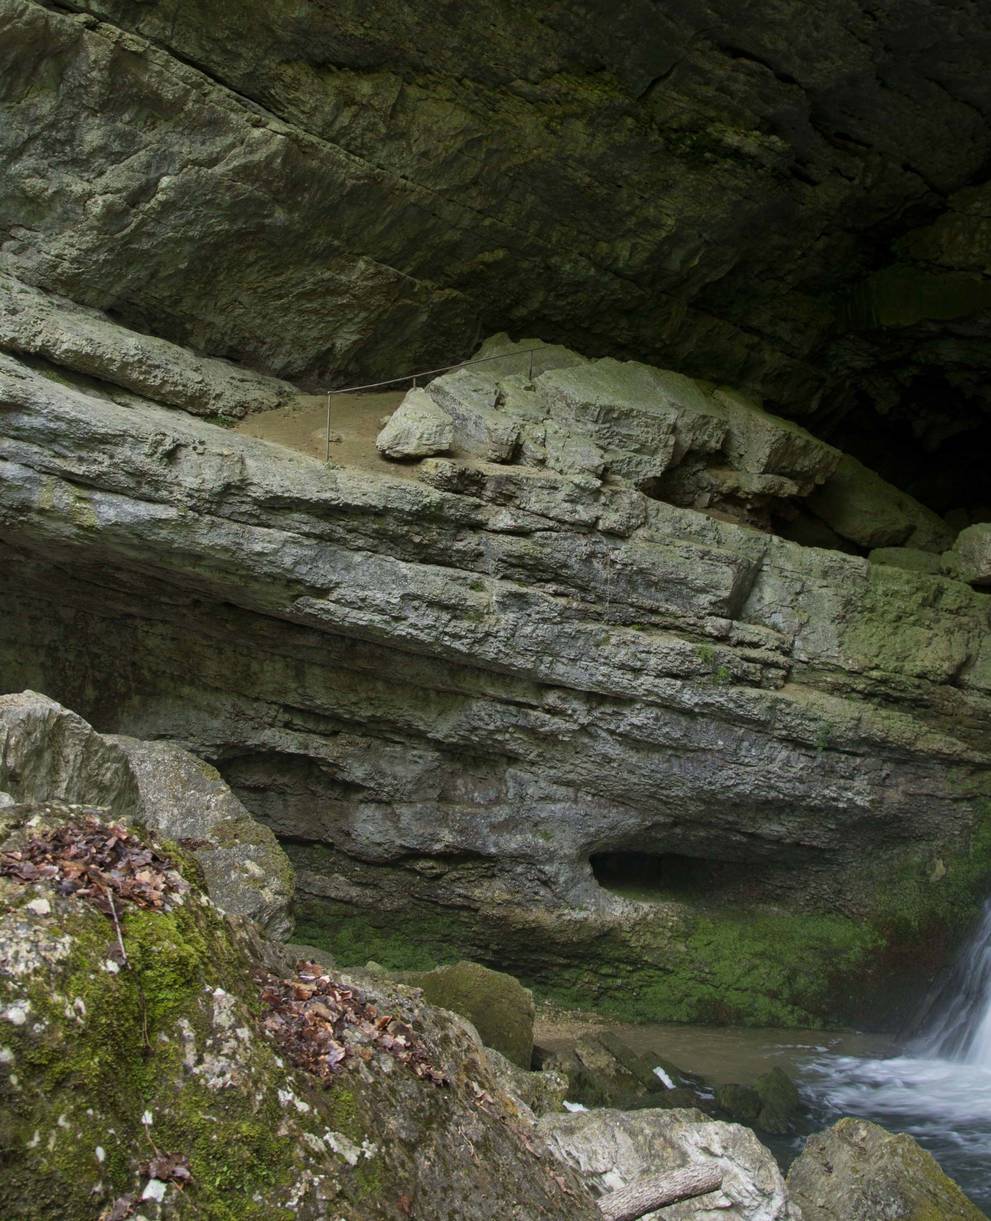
[540,1106,798,1220]
[0,692,293,936]
[3,335,991,1025]
[787,1117,984,1220]
[0,802,596,1220]
[0,270,294,419]
[4,0,991,478]
[109,736,295,938]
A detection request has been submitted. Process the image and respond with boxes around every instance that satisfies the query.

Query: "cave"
[590,849,750,903]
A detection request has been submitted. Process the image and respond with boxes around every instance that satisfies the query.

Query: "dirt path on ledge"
[237,390,415,478]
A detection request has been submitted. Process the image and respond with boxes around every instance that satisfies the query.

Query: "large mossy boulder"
[409,960,535,1069]
[787,1117,984,1220]
[0,803,597,1220]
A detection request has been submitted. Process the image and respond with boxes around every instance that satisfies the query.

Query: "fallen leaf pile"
[261,961,449,1088]
[0,815,188,916]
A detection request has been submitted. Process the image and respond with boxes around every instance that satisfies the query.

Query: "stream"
[539,1003,991,1215]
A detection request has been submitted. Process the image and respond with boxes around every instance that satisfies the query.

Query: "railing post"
[325,392,332,462]
[528,349,534,383]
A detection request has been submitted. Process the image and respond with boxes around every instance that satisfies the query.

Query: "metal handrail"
[323,344,553,461]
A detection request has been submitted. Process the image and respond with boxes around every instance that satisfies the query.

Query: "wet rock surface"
[786,1117,986,1220]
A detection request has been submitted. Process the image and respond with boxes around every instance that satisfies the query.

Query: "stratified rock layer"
[2,312,991,1025]
[4,0,991,496]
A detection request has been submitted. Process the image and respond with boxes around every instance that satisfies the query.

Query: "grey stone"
[807,455,956,552]
[4,0,991,487]
[0,690,140,817]
[0,268,294,418]
[376,387,454,459]
[787,1117,983,1220]
[3,347,991,1026]
[427,367,520,461]
[109,736,294,938]
[540,1107,798,1219]
[954,522,991,585]
[0,690,292,935]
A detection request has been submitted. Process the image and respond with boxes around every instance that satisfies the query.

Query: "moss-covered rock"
[787,1117,984,1220]
[0,804,597,1220]
[409,960,535,1069]
[753,1068,802,1135]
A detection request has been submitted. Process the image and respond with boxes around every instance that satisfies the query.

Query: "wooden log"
[597,1164,723,1221]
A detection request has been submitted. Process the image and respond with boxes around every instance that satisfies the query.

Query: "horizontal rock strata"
[2,316,991,1023]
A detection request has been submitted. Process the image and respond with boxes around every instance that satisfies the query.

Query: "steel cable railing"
[321,345,554,460]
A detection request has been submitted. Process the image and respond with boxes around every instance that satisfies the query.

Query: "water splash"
[801,901,991,1213]
[917,902,991,1065]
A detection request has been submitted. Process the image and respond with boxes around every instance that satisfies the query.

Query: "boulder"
[715,1083,762,1127]
[954,522,991,586]
[426,367,520,461]
[0,802,597,1220]
[375,387,454,460]
[0,692,292,936]
[109,736,294,938]
[548,1032,706,1111]
[753,1067,802,1135]
[409,960,535,1069]
[540,1106,798,1219]
[807,455,955,552]
[0,691,140,818]
[787,1117,983,1220]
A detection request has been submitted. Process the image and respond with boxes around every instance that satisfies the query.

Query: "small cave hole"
[590,850,745,903]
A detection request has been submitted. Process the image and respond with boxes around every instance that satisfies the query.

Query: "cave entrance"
[590,850,745,903]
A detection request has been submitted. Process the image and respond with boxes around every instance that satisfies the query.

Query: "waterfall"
[919,901,991,1066]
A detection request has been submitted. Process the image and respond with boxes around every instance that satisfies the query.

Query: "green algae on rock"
[787,1117,985,1220]
[0,802,598,1220]
[408,960,536,1070]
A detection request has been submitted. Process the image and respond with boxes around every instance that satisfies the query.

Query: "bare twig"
[106,888,129,969]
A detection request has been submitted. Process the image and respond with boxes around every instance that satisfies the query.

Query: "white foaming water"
[801,901,991,1214]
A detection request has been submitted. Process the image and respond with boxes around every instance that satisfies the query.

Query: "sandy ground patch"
[237,389,418,478]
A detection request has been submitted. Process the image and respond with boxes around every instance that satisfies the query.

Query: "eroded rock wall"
[2,324,990,1025]
[4,0,991,488]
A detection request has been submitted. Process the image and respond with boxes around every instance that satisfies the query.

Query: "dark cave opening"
[590,849,750,902]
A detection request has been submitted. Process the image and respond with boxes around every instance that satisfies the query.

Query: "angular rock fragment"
[0,270,294,418]
[807,455,955,552]
[540,1106,798,1219]
[376,387,454,459]
[953,522,991,586]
